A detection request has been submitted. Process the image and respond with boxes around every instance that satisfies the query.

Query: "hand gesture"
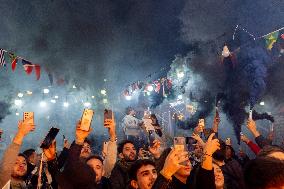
[104,113,116,142]
[76,120,92,144]
[191,133,205,147]
[246,119,257,132]
[161,148,189,179]
[240,134,250,143]
[246,119,260,137]
[43,140,56,161]
[13,120,35,145]
[148,139,162,159]
[203,133,220,156]
[63,138,70,149]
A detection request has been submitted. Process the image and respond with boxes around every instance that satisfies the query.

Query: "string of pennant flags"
[0,49,41,80]
[124,26,284,98]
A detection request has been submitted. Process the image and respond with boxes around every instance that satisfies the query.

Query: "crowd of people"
[0,108,284,189]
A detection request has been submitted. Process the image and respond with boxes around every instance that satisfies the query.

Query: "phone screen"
[80,109,94,131]
[174,137,186,151]
[104,109,112,121]
[148,130,156,146]
[23,112,34,125]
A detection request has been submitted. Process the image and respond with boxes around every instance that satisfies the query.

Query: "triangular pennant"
[22,59,34,75]
[34,64,41,80]
[8,53,18,71]
[265,31,279,50]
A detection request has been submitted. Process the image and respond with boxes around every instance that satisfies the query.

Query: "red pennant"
[34,64,41,80]
[11,58,17,71]
[281,34,284,40]
[24,65,33,75]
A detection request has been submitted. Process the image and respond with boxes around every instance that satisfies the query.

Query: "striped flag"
[0,49,6,67]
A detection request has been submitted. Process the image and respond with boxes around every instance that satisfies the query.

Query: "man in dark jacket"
[86,155,111,189]
[110,140,137,189]
[57,121,97,189]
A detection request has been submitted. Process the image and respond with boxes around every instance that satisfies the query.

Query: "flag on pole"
[265,31,279,50]
[22,59,34,75]
[0,49,6,67]
[8,52,18,71]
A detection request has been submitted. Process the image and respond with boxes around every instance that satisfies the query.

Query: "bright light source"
[72,85,76,89]
[146,85,154,92]
[91,96,95,99]
[125,95,132,101]
[14,99,23,106]
[63,102,69,107]
[43,88,50,94]
[178,95,183,100]
[50,99,56,103]
[18,93,24,98]
[26,91,33,95]
[177,72,185,78]
[40,101,47,107]
[15,112,20,116]
[103,99,108,104]
[84,102,91,107]
[260,101,265,106]
[101,89,107,95]
[146,92,151,96]
[54,95,59,99]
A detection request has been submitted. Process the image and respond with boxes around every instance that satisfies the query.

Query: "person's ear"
[130,180,138,189]
[119,153,124,159]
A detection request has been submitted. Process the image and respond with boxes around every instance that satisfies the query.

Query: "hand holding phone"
[80,109,94,131]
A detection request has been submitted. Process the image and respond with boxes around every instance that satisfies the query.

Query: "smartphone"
[186,137,197,152]
[148,130,156,146]
[40,127,60,149]
[174,137,186,151]
[198,119,205,131]
[23,112,34,125]
[80,109,94,131]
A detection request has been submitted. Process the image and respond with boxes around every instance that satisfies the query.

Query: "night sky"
[0,0,284,152]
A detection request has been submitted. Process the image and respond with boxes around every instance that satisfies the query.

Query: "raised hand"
[240,134,250,144]
[43,140,57,161]
[246,119,260,137]
[191,133,205,147]
[160,148,189,179]
[13,120,35,145]
[202,133,220,170]
[75,120,92,145]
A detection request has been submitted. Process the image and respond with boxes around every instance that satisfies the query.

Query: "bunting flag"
[8,53,18,71]
[265,31,279,50]
[22,59,34,75]
[34,64,41,80]
[0,49,6,67]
